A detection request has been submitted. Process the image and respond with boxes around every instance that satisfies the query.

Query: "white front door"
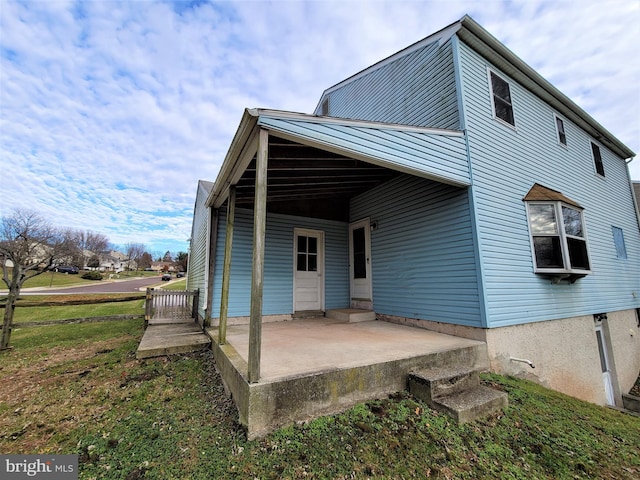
[349,218,372,308]
[293,229,324,312]
[595,324,615,405]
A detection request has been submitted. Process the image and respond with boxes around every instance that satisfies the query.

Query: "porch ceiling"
[234,135,401,221]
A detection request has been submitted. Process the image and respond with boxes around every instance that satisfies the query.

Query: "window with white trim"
[591,141,605,177]
[489,70,515,127]
[554,115,567,146]
[526,202,591,274]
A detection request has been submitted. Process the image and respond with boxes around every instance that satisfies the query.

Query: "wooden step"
[136,323,211,359]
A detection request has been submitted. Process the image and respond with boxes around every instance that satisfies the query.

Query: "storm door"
[293,229,324,312]
[349,218,372,308]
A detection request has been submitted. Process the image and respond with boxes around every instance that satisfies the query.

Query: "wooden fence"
[145,288,199,324]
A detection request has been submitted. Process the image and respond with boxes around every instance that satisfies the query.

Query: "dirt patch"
[0,337,138,453]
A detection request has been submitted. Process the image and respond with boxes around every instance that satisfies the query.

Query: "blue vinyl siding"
[318,40,460,130]
[186,181,212,319]
[210,209,349,317]
[350,175,482,326]
[457,41,640,327]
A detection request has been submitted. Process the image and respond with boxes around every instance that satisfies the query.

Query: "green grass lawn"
[161,278,188,290]
[5,270,95,289]
[1,267,158,290]
[1,319,638,479]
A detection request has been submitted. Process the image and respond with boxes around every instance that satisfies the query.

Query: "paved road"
[16,276,167,295]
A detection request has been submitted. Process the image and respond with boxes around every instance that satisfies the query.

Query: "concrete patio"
[207,317,491,439]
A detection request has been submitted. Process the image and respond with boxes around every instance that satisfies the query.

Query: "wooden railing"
[145,288,199,325]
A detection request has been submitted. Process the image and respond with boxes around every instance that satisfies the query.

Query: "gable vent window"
[321,98,329,116]
[555,115,567,146]
[591,141,605,177]
[489,70,515,127]
[524,184,591,281]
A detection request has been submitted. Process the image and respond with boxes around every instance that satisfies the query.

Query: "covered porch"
[203,108,485,435]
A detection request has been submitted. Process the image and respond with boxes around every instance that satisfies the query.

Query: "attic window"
[524,184,591,279]
[591,141,605,177]
[489,70,515,127]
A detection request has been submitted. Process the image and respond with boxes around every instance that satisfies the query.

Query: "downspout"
[204,207,219,328]
[624,158,640,234]
[451,35,490,330]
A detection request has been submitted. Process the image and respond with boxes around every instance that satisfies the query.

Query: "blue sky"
[1,0,638,256]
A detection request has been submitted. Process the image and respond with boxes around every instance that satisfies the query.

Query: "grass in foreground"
[1,321,638,479]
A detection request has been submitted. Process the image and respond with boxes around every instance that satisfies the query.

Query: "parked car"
[51,266,79,274]
[176,272,185,278]
[161,273,171,281]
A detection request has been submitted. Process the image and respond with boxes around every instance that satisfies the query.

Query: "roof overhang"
[205,109,470,210]
[456,15,634,160]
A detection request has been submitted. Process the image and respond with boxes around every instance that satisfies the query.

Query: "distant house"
[633,181,640,209]
[97,251,129,272]
[151,261,176,272]
[186,180,214,324]
[188,15,639,410]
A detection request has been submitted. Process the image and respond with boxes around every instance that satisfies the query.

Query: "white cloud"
[1,0,638,254]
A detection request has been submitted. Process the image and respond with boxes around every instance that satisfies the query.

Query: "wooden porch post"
[219,187,236,345]
[204,207,218,328]
[248,128,268,383]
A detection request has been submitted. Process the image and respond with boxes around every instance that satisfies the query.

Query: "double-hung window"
[489,70,515,127]
[524,184,591,276]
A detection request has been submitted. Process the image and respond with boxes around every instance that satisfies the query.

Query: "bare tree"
[80,231,109,266]
[124,242,146,271]
[1,209,77,350]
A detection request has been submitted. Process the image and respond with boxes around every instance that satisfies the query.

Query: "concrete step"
[292,310,325,319]
[408,365,480,402]
[430,385,508,424]
[325,308,376,323]
[622,393,640,414]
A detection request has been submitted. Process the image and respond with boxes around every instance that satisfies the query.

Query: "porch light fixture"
[593,313,608,323]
